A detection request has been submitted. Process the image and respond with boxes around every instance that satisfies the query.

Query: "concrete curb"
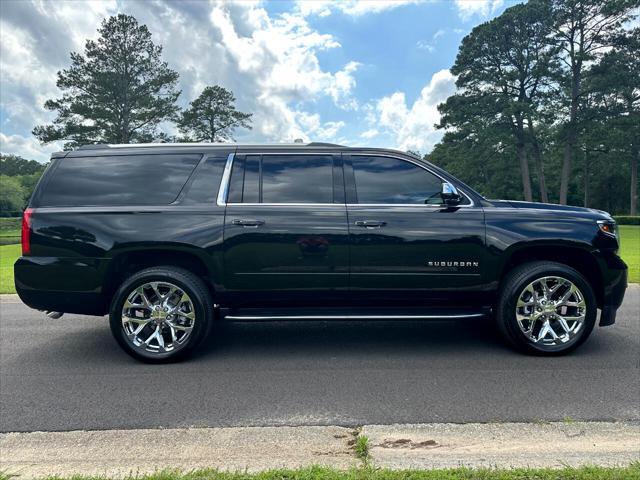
[0,294,21,303]
[1,422,638,478]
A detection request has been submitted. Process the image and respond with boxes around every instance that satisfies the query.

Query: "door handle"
[232,219,265,227]
[355,220,387,228]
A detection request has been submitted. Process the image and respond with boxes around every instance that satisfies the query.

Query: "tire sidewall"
[109,268,211,363]
[499,263,597,355]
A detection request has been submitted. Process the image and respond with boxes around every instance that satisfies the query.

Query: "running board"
[222,311,488,322]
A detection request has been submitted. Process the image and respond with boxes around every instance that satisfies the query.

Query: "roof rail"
[76,141,346,150]
[77,144,109,150]
[306,142,345,147]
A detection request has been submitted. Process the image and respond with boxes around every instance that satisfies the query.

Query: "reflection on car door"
[345,154,486,306]
[222,152,350,306]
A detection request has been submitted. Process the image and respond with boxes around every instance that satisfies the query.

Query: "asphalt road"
[1,287,638,432]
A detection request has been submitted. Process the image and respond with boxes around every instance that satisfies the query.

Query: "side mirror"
[441,182,461,205]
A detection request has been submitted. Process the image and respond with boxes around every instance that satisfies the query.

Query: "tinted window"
[181,153,228,205]
[351,156,443,204]
[39,154,201,207]
[243,155,260,203]
[262,155,333,203]
[227,154,334,204]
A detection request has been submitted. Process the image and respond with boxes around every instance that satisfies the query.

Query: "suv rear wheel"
[109,266,213,363]
[496,261,597,355]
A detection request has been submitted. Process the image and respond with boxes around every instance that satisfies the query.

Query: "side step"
[221,307,489,322]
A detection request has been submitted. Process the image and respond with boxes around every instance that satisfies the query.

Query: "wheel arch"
[102,246,217,307]
[499,242,604,307]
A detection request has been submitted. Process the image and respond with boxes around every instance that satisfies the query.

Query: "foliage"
[0,154,46,176]
[32,14,181,149]
[0,154,45,216]
[178,86,252,142]
[440,0,556,202]
[0,176,26,217]
[614,216,640,225]
[433,0,640,214]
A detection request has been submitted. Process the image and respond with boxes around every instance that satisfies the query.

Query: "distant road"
[1,286,638,432]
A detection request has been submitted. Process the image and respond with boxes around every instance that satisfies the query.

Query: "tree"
[587,29,640,215]
[439,0,555,202]
[33,14,180,149]
[551,0,637,204]
[178,86,252,142]
[0,176,27,216]
[0,154,46,176]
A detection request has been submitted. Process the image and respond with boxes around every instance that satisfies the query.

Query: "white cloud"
[360,128,379,139]
[373,69,456,153]
[454,0,504,21]
[295,112,345,141]
[0,133,63,162]
[0,0,362,156]
[416,40,435,52]
[297,0,425,17]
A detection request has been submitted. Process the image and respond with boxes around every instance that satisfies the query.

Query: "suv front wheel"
[496,261,597,355]
[109,266,214,363]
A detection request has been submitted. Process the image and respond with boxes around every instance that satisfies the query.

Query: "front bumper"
[597,252,628,326]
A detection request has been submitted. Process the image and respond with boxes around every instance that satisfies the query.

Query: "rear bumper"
[597,252,628,326]
[14,256,109,316]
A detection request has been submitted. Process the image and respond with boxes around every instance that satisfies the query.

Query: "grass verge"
[0,244,20,294]
[13,464,637,480]
[619,225,639,283]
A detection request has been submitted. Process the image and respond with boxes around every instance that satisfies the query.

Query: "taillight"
[21,208,33,256]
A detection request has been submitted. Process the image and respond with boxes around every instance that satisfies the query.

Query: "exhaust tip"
[45,311,64,319]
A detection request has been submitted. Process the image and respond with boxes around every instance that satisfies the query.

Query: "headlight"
[597,220,618,240]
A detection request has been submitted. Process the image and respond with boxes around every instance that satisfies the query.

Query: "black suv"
[15,143,627,362]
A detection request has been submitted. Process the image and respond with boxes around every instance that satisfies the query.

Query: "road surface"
[1,286,638,432]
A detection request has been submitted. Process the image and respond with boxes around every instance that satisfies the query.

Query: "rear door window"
[38,154,201,207]
[227,154,335,204]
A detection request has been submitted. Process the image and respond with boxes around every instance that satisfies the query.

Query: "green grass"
[0,217,20,236]
[0,226,637,295]
[29,464,640,480]
[0,244,20,294]
[620,225,639,283]
[354,435,370,464]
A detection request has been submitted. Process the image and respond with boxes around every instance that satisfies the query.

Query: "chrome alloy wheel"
[121,282,196,355]
[515,276,586,347]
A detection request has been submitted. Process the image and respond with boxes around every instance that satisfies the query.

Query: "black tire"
[496,261,597,355]
[109,266,214,363]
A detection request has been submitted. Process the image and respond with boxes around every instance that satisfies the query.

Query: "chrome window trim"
[227,203,343,207]
[216,152,235,206]
[348,152,475,208]
[218,151,339,206]
[216,150,476,208]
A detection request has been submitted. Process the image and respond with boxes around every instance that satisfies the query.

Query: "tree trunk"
[631,149,638,216]
[560,137,573,205]
[517,143,533,202]
[583,148,589,208]
[527,121,548,203]
[560,67,581,205]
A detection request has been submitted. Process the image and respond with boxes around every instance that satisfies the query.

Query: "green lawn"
[0,244,20,294]
[0,226,638,294]
[620,225,639,283]
[16,464,638,480]
[0,217,20,237]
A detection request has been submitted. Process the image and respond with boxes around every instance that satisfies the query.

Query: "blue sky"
[0,0,514,161]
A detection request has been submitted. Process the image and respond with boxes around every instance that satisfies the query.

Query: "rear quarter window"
[38,154,201,207]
